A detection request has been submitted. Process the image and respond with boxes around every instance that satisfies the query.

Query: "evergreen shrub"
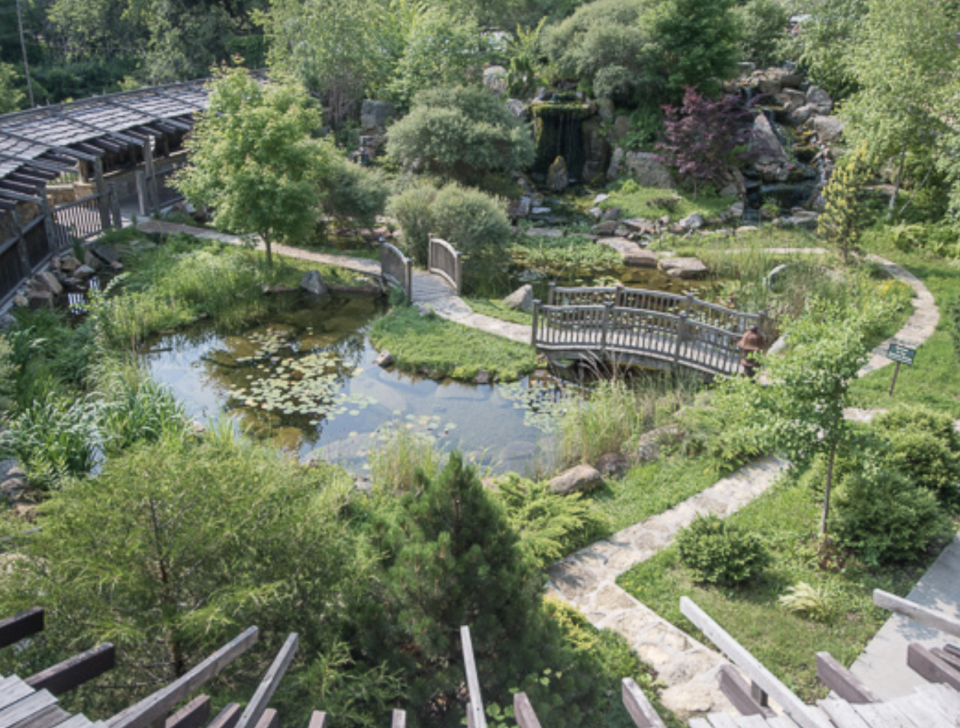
[676,514,769,585]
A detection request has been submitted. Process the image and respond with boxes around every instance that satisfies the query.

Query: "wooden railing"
[380,242,412,301]
[51,187,121,246]
[532,286,763,377]
[428,237,462,294]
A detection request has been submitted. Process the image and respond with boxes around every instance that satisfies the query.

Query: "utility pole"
[15,0,35,107]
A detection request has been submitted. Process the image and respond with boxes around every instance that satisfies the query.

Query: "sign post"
[885,343,916,396]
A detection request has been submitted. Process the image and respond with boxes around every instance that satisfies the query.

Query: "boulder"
[617,151,675,188]
[587,206,604,220]
[751,113,788,166]
[90,244,122,268]
[505,99,526,118]
[0,460,27,503]
[27,290,53,309]
[775,210,819,229]
[581,117,611,182]
[35,271,63,296]
[809,115,844,144]
[74,264,96,281]
[679,212,705,231]
[83,250,102,271]
[658,257,708,279]
[637,424,684,462]
[594,193,610,205]
[60,255,81,274]
[508,196,532,219]
[360,99,396,130]
[546,156,569,192]
[806,86,833,115]
[595,452,630,479]
[612,115,632,143]
[526,227,565,238]
[596,98,615,122]
[598,237,657,268]
[503,283,534,313]
[482,65,508,94]
[548,464,603,495]
[531,206,552,216]
[300,270,328,296]
[601,207,621,222]
[787,104,815,126]
[474,370,491,385]
[622,217,658,235]
[592,220,620,235]
[374,350,394,368]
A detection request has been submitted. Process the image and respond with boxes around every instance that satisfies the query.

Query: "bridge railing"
[428,237,462,294]
[381,242,412,301]
[532,299,746,376]
[548,284,763,335]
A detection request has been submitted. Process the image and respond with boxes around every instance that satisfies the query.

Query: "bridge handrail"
[428,237,462,294]
[380,243,412,301]
[531,298,750,377]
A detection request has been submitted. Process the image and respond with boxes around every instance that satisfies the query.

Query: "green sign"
[886,343,916,366]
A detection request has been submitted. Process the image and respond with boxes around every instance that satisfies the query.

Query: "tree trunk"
[820,444,837,537]
[887,143,907,218]
[262,232,273,267]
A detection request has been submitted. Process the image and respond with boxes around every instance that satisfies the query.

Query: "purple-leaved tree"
[656,87,758,198]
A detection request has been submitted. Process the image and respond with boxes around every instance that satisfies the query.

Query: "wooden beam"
[252,710,277,728]
[460,627,486,728]
[234,633,298,728]
[0,608,44,649]
[0,689,57,728]
[815,653,876,704]
[390,710,405,728]
[26,643,115,696]
[206,705,241,728]
[934,646,960,671]
[873,589,960,639]
[0,189,42,204]
[906,643,960,690]
[679,598,831,728]
[108,627,259,728]
[717,665,775,717]
[165,696,210,728]
[0,180,40,195]
[306,712,326,728]
[512,694,542,728]
[621,678,666,728]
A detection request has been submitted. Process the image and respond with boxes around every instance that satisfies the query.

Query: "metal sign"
[886,343,916,366]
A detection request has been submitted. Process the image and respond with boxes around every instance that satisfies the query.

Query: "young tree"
[656,88,755,197]
[841,0,959,213]
[0,57,24,113]
[175,67,334,265]
[787,0,866,100]
[817,143,873,265]
[735,0,788,69]
[712,298,885,536]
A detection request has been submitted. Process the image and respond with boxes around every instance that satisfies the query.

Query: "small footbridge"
[531,284,767,377]
[381,237,462,302]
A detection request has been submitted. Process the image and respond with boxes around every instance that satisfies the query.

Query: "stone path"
[136,220,532,343]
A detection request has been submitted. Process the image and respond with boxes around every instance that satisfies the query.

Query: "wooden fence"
[0,185,120,308]
[428,237,462,294]
[532,286,764,377]
[380,243,412,301]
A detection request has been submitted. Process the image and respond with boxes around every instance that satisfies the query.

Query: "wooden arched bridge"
[531,284,766,377]
[380,237,462,302]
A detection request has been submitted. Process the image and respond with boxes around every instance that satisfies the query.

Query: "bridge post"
[601,301,612,354]
[757,310,766,334]
[684,293,694,315]
[547,282,556,306]
[531,300,540,347]
[614,283,623,307]
[673,313,688,369]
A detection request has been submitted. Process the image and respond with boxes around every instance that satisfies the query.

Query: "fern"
[779,582,834,623]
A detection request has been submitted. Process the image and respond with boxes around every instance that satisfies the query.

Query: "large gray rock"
[637,424,684,462]
[612,115,632,143]
[548,464,603,495]
[503,283,534,313]
[360,99,396,130]
[598,237,657,267]
[751,113,788,166]
[483,65,508,94]
[35,271,63,296]
[547,156,569,192]
[505,98,526,118]
[581,117,611,183]
[787,104,815,126]
[300,270,328,296]
[810,115,844,143]
[611,151,676,188]
[679,212,705,231]
[596,97,615,122]
[806,86,833,115]
[659,257,709,279]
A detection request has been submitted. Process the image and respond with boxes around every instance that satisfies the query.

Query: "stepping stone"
[597,237,657,268]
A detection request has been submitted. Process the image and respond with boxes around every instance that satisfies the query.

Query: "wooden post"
[673,313,687,368]
[93,157,111,230]
[621,678,667,728]
[889,361,902,396]
[455,251,462,294]
[405,257,412,303]
[757,310,766,335]
[10,208,31,274]
[614,283,623,307]
[684,293,694,315]
[235,633,299,728]
[547,282,556,306]
[39,188,58,254]
[460,626,487,728]
[601,301,612,354]
[109,182,122,228]
[873,589,960,638]
[143,142,159,215]
[136,171,149,217]
[750,682,769,708]
[513,694,542,728]
[391,710,406,728]
[531,300,540,347]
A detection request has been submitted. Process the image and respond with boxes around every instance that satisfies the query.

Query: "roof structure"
[0,80,209,210]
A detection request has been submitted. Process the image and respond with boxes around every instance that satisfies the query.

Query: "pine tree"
[818,143,874,265]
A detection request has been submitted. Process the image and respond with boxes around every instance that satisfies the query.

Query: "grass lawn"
[617,476,950,701]
[591,454,734,535]
[369,306,538,381]
[600,183,734,223]
[466,298,534,325]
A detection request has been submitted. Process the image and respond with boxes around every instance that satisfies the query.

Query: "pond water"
[142,293,568,478]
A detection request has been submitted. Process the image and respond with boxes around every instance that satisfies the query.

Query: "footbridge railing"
[532,285,765,377]
[428,236,462,294]
[380,242,412,300]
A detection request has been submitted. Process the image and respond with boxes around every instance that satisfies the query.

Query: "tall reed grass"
[368,426,445,494]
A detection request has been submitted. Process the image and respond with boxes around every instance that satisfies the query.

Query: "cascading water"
[531,97,591,182]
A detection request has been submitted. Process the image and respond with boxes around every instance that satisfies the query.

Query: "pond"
[142,293,568,479]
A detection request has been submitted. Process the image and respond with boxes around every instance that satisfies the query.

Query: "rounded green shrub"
[430,183,512,257]
[676,514,770,585]
[834,467,949,565]
[386,181,438,266]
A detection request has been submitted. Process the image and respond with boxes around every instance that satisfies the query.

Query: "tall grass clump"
[558,373,699,466]
[368,426,446,494]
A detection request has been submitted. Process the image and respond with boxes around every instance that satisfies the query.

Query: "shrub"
[494,474,607,568]
[387,181,439,266]
[736,0,789,68]
[430,183,512,263]
[321,157,391,227]
[778,582,834,623]
[874,405,960,507]
[833,466,948,565]
[676,514,770,585]
[0,394,100,490]
[386,85,534,189]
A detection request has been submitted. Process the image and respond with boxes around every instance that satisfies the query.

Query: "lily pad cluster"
[499,376,577,433]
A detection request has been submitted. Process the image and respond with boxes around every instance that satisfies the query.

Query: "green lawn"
[600,183,734,223]
[617,477,947,701]
[369,306,539,381]
[465,297,535,325]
